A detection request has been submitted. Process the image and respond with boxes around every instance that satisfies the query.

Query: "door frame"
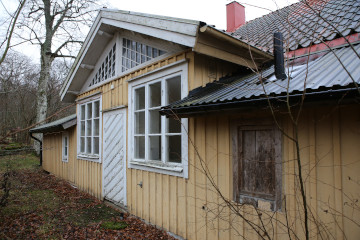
[101,107,127,206]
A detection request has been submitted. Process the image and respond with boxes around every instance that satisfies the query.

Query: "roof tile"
[230,0,360,52]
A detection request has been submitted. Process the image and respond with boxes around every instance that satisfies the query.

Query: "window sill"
[77,154,100,162]
[236,195,278,212]
[129,160,185,177]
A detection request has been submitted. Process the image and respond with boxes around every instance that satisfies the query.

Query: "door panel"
[103,108,127,206]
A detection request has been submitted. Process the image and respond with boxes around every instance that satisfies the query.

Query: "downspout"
[30,133,42,166]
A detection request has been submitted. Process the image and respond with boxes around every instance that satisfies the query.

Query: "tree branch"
[0,0,27,65]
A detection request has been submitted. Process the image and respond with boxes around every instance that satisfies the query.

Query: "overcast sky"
[0,0,299,60]
[107,0,299,30]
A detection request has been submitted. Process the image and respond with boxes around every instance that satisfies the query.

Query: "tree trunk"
[34,44,52,154]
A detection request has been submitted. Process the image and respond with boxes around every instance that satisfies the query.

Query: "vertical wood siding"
[43,50,360,239]
[42,127,103,199]
[126,105,359,240]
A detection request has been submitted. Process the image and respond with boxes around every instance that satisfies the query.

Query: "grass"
[66,202,120,227]
[0,153,39,172]
[101,221,128,230]
[0,153,174,239]
[0,153,129,238]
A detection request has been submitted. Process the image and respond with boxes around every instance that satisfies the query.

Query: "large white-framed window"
[77,95,102,162]
[128,62,188,178]
[62,132,69,162]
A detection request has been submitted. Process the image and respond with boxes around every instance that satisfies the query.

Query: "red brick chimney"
[226,1,245,32]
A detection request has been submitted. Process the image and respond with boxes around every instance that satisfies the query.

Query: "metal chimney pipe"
[273,32,287,80]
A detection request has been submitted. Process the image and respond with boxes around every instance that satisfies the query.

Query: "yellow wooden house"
[30,1,360,239]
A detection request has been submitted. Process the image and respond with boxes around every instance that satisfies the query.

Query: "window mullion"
[145,84,149,161]
[84,104,88,154]
[161,78,166,164]
[92,101,95,155]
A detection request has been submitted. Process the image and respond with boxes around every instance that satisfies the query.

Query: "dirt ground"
[0,153,175,239]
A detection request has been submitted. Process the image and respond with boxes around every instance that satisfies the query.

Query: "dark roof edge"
[161,87,360,117]
[29,114,77,134]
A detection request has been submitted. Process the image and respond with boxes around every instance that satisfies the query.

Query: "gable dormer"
[61,9,273,102]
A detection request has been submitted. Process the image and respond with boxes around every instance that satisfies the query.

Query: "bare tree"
[15,0,98,150]
[0,0,27,65]
[0,50,38,143]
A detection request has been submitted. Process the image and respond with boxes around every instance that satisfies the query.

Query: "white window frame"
[128,62,188,178]
[62,132,69,162]
[89,43,116,87]
[82,32,178,93]
[77,94,102,162]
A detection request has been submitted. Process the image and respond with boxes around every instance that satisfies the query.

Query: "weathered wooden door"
[102,108,127,206]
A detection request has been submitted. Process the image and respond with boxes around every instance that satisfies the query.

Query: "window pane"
[94,119,99,136]
[255,130,275,196]
[149,136,161,161]
[86,103,92,119]
[135,136,145,159]
[81,105,85,120]
[80,121,85,136]
[167,118,181,133]
[135,112,145,134]
[168,135,181,163]
[94,101,100,118]
[167,76,181,104]
[149,110,161,134]
[153,48,158,58]
[240,129,276,199]
[64,137,68,156]
[94,137,99,155]
[149,82,161,107]
[80,137,85,152]
[136,52,140,64]
[86,137,92,154]
[86,120,92,136]
[135,87,145,110]
[147,46,152,57]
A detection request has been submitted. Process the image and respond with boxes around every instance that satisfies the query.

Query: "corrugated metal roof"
[29,114,77,133]
[163,43,360,113]
[230,0,360,53]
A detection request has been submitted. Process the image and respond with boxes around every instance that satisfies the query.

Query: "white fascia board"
[60,9,200,102]
[101,18,197,47]
[60,12,103,101]
[100,10,199,47]
[101,9,200,34]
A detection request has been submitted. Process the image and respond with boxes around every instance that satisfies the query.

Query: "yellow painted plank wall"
[42,128,76,183]
[126,105,360,240]
[42,51,192,199]
[124,52,359,239]
[42,127,102,199]
[42,50,360,239]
